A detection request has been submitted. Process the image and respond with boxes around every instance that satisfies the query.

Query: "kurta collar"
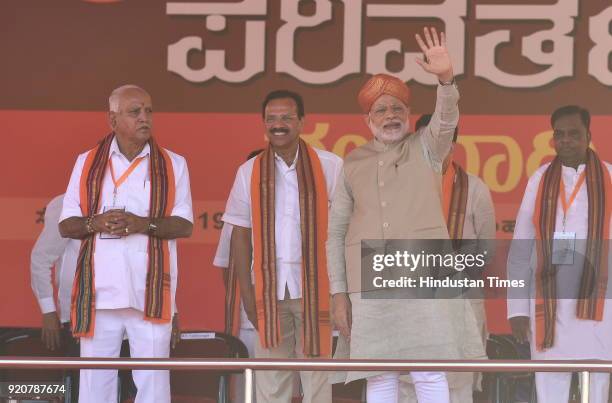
[372,134,409,152]
[274,147,299,171]
[110,136,151,162]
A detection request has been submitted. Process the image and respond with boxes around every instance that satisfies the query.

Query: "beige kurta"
[401,173,496,402]
[327,84,486,383]
[453,172,496,351]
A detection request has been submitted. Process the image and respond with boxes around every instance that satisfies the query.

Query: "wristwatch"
[148,220,158,234]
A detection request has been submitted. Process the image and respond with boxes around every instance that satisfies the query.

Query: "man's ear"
[109,112,117,130]
[363,114,370,127]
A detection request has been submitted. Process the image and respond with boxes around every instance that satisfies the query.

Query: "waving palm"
[415,27,454,82]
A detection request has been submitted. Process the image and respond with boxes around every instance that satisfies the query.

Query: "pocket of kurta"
[93,250,126,297]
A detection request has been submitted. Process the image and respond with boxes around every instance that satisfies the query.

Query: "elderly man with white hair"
[59,85,193,403]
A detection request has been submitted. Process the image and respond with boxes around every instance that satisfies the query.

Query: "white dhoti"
[528,299,612,403]
[231,327,258,403]
[399,376,472,403]
[508,292,612,403]
[78,308,172,403]
[535,372,610,403]
[367,372,450,403]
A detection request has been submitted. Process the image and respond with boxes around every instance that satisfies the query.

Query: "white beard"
[369,119,409,144]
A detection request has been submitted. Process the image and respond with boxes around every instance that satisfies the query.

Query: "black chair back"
[0,328,71,402]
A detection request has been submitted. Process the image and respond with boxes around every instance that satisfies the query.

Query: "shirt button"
[379,181,384,187]
[383,222,389,228]
[381,201,387,207]
[378,161,384,166]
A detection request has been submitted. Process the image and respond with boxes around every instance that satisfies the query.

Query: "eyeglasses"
[264,114,299,125]
[370,105,407,119]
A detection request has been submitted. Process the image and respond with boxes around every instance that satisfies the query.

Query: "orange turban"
[357,74,411,113]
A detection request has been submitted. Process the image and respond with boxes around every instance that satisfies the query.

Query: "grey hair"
[108,84,147,112]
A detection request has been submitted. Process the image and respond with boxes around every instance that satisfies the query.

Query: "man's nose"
[137,111,150,122]
[384,109,399,120]
[270,119,287,128]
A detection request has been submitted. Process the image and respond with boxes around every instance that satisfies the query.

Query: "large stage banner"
[2,0,610,332]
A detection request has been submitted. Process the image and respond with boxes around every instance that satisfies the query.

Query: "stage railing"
[2,358,612,403]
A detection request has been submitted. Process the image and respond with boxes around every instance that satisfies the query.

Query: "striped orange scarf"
[224,249,241,335]
[442,161,469,249]
[533,149,611,350]
[71,133,175,337]
[250,140,331,357]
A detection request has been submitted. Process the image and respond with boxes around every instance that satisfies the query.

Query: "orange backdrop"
[2,110,611,334]
[3,0,611,335]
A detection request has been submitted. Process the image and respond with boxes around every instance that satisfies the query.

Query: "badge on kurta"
[552,231,576,265]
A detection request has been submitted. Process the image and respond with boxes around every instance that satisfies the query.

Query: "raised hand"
[415,26,454,83]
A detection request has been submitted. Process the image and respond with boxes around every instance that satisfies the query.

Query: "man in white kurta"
[223,90,342,403]
[60,85,193,403]
[31,194,80,349]
[507,105,611,403]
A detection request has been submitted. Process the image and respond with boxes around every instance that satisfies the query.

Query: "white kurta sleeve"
[326,169,353,295]
[213,223,233,268]
[473,178,497,261]
[60,154,87,221]
[222,165,252,229]
[326,154,344,203]
[507,169,543,319]
[31,196,69,314]
[170,155,194,223]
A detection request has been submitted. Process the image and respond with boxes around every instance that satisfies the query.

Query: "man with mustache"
[327,27,485,403]
[507,105,612,403]
[223,90,342,403]
[59,85,193,403]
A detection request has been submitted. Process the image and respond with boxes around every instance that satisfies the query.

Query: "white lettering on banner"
[588,6,612,85]
[166,0,266,83]
[474,0,578,88]
[365,0,467,85]
[164,1,609,88]
[276,0,362,84]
